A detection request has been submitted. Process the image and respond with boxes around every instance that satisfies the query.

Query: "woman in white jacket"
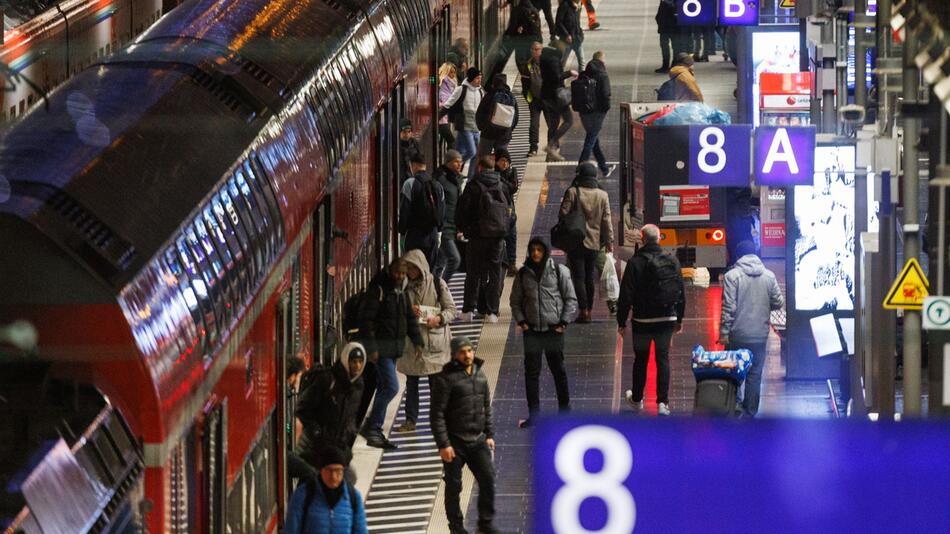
[441,67,484,178]
[395,249,458,431]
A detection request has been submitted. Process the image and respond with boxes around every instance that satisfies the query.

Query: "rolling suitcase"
[693,378,737,416]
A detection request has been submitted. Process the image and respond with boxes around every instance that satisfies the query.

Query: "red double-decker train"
[0,0,507,531]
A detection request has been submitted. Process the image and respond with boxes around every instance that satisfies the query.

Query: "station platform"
[352,0,838,531]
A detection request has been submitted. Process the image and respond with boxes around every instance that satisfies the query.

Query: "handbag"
[555,86,572,108]
[550,186,587,252]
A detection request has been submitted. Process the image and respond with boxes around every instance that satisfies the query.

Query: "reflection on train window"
[247,157,284,245]
[163,249,207,352]
[211,197,248,299]
[193,217,225,281]
[204,205,234,271]
[187,223,229,329]
[158,256,201,356]
[220,187,256,280]
[236,171,271,262]
[201,207,239,310]
[176,237,218,348]
[227,177,264,281]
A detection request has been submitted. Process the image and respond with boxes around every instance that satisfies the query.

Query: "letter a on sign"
[754,126,815,186]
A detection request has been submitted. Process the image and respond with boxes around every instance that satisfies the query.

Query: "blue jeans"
[561,40,585,71]
[729,339,768,416]
[456,130,480,179]
[437,236,461,282]
[579,112,608,173]
[404,375,430,423]
[367,356,399,432]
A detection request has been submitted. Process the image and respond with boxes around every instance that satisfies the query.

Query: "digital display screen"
[793,145,856,311]
[751,32,801,127]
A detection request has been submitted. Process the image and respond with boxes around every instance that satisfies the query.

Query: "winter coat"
[506,0,543,39]
[400,137,423,183]
[555,0,583,44]
[558,176,614,251]
[430,357,494,448]
[456,170,505,239]
[510,240,578,330]
[669,65,704,102]
[476,85,520,142]
[720,254,785,342]
[295,357,364,455]
[398,250,457,376]
[498,165,519,206]
[359,270,424,358]
[442,80,484,132]
[399,171,444,235]
[583,58,611,113]
[438,77,458,125]
[434,165,463,237]
[540,46,572,101]
[521,57,543,104]
[616,243,686,325]
[284,478,368,534]
[655,0,678,34]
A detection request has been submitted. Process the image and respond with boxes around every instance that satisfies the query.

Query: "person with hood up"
[395,250,457,432]
[358,259,425,449]
[577,50,612,177]
[296,342,367,470]
[430,336,499,534]
[284,446,369,534]
[441,67,485,178]
[510,237,578,428]
[476,73,520,157]
[399,118,424,183]
[495,149,520,276]
[718,240,784,417]
[539,45,577,162]
[434,150,465,282]
[669,53,704,102]
[456,154,509,323]
[559,162,614,323]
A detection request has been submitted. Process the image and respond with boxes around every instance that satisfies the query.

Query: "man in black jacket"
[359,259,425,448]
[475,73,520,157]
[431,336,498,534]
[488,0,542,81]
[399,152,445,271]
[495,149,520,275]
[434,150,464,282]
[654,0,681,73]
[577,51,612,177]
[616,224,686,417]
[555,0,584,70]
[399,118,423,183]
[540,45,576,161]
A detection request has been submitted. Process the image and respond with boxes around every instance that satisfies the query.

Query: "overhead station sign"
[533,417,950,534]
[677,0,759,26]
[684,125,815,187]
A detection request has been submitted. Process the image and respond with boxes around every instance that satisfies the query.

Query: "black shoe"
[358,425,374,441]
[366,436,398,450]
[654,66,669,73]
[527,148,538,157]
[589,21,601,30]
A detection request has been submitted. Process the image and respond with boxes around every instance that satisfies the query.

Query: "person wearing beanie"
[475,73,519,158]
[433,149,465,282]
[670,52,704,102]
[718,240,784,417]
[558,162,613,323]
[494,149,520,276]
[441,67,484,179]
[431,336,499,534]
[284,444,368,534]
[399,118,423,183]
[510,237,577,428]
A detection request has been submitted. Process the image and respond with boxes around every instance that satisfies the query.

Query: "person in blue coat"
[284,447,368,534]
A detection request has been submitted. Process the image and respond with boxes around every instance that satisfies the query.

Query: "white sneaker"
[486,313,499,324]
[657,402,671,416]
[460,312,473,322]
[624,390,643,411]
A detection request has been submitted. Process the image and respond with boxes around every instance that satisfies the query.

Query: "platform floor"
[353,0,838,531]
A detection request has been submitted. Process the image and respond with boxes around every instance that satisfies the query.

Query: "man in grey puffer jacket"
[719,240,785,417]
[510,237,578,427]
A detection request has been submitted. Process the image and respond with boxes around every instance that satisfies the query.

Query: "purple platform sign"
[754,125,815,186]
[677,0,717,26]
[533,417,950,534]
[688,124,752,186]
[719,0,758,25]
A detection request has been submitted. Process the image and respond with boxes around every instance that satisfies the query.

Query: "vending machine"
[757,71,812,259]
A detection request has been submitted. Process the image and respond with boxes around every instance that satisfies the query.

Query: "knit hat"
[673,52,694,67]
[444,149,463,162]
[577,161,598,179]
[735,240,757,259]
[450,336,474,355]
[494,148,511,163]
[466,67,481,82]
[491,73,508,90]
[400,118,413,131]
[318,446,348,468]
[409,151,426,164]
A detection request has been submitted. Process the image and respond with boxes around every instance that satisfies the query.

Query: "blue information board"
[533,417,950,533]
[754,126,816,186]
[719,0,758,26]
[677,0,717,26]
[688,124,752,186]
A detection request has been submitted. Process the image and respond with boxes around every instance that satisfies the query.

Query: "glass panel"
[163,249,208,353]
[224,180,262,283]
[190,221,230,328]
[235,171,270,265]
[176,235,219,348]
[211,196,250,301]
[246,158,283,246]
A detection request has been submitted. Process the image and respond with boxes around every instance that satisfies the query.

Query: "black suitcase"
[694,378,738,416]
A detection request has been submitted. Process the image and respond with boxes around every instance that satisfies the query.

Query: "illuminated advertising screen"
[751,31,801,127]
[793,145,856,311]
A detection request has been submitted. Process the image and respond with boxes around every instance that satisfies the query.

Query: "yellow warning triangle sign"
[779,0,796,8]
[883,258,929,310]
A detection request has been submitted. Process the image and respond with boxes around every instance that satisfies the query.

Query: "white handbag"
[490,102,515,128]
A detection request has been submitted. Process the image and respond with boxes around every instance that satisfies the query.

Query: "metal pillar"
[854,0,869,109]
[876,170,898,418]
[821,18,837,133]
[902,1,923,417]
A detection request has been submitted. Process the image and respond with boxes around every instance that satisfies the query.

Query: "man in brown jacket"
[669,53,704,102]
[559,162,614,323]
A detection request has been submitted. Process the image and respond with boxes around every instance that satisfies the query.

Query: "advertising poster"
[793,145,856,311]
[659,185,710,222]
[762,222,786,248]
[751,31,801,127]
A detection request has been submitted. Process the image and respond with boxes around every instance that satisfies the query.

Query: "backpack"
[656,78,677,101]
[341,285,383,341]
[550,187,587,252]
[571,74,598,113]
[645,251,682,308]
[410,175,444,229]
[301,478,359,533]
[490,99,516,128]
[477,180,510,238]
[446,85,468,126]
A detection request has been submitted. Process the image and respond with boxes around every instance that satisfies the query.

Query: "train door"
[314,200,335,366]
[275,254,302,527]
[431,4,452,160]
[200,400,227,534]
[377,83,403,266]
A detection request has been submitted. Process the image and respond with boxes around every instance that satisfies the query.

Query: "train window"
[243,162,281,264]
[193,217,226,282]
[211,197,249,299]
[187,223,229,330]
[201,206,241,308]
[164,249,210,353]
[235,171,272,264]
[227,177,264,282]
[332,59,356,144]
[178,234,221,350]
[246,157,283,244]
[307,87,335,168]
[219,186,257,281]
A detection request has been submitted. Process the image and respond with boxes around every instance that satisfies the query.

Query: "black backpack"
[478,180,510,238]
[301,478,359,533]
[446,85,468,126]
[550,187,587,252]
[656,78,676,101]
[645,251,682,308]
[571,74,598,113]
[410,175,444,229]
[341,285,383,341]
